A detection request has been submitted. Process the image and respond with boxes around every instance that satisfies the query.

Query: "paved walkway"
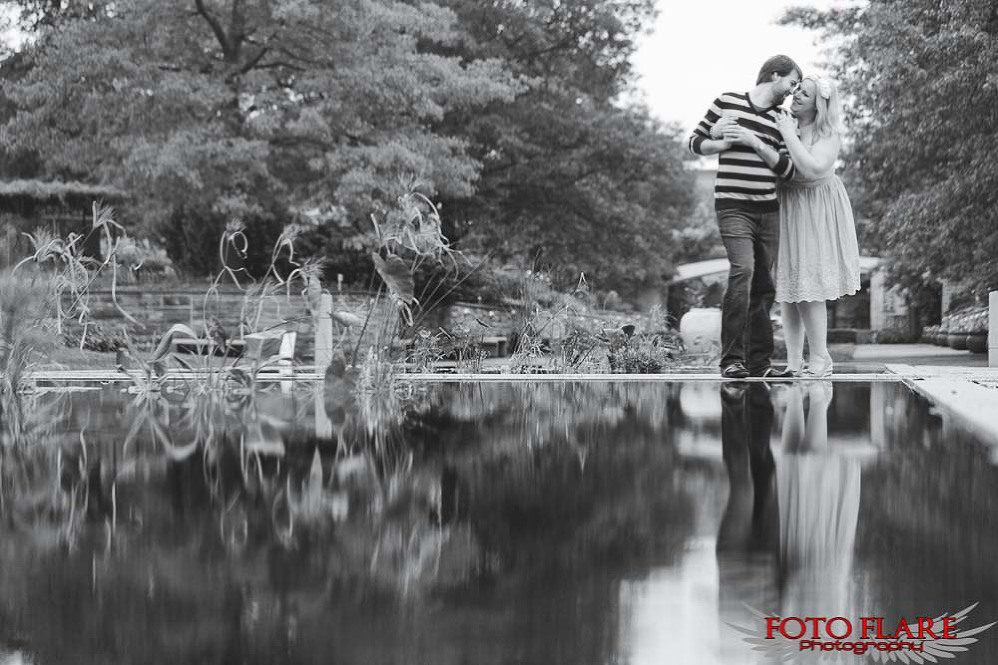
[848,343,989,367]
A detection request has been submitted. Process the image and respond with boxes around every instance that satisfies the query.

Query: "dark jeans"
[716,208,779,371]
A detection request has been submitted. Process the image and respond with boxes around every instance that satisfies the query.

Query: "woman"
[756,76,861,377]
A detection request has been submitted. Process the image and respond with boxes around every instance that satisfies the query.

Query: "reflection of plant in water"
[2,376,702,632]
[115,362,443,592]
[0,271,56,444]
[0,392,88,548]
[1,246,116,542]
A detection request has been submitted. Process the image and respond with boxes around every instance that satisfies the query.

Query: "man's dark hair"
[756,55,802,85]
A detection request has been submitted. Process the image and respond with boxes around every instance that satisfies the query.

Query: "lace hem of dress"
[776,284,860,303]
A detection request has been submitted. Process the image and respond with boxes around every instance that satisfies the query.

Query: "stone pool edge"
[887,364,998,447]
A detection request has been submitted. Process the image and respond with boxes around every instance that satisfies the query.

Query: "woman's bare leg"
[799,300,831,374]
[781,302,806,372]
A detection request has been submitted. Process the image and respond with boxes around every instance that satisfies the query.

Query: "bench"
[243,330,297,367]
[171,338,245,357]
[171,330,297,367]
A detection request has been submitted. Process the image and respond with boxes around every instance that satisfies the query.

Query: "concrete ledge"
[886,364,998,381]
[887,364,998,446]
[388,372,903,382]
[853,344,981,360]
[22,369,324,383]
[18,369,904,384]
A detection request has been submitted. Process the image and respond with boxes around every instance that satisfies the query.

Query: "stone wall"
[67,285,382,360]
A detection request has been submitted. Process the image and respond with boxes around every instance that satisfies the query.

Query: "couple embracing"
[689,55,860,379]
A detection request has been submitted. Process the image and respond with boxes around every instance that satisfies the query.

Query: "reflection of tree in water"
[432,382,694,575]
[0,380,699,664]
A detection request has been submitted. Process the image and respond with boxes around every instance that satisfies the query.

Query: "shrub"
[159,201,287,277]
[873,328,919,344]
[62,323,128,352]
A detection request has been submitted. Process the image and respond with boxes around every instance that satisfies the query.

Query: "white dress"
[776,145,861,303]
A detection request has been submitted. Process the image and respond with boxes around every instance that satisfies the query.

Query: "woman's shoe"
[751,366,796,379]
[805,354,833,378]
[785,356,805,378]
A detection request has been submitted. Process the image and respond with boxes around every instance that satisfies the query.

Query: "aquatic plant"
[13,203,142,345]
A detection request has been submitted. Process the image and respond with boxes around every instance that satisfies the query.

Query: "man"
[689,55,800,379]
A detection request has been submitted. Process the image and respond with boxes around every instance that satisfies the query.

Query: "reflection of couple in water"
[717,382,861,650]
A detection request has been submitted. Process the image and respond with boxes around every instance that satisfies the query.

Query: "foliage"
[501,271,685,373]
[435,0,699,294]
[102,236,175,282]
[160,199,287,277]
[604,317,681,374]
[781,0,998,306]
[0,0,520,270]
[670,202,724,266]
[13,203,143,342]
[62,322,127,352]
[872,328,921,345]
[1,0,701,296]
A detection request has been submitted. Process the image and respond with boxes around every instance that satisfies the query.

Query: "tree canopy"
[0,0,698,294]
[782,0,998,306]
[437,0,697,292]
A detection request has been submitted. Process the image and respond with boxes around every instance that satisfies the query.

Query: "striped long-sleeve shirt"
[688,92,795,213]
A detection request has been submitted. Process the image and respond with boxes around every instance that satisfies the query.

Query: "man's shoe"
[721,363,750,379]
[720,381,748,400]
[750,366,797,380]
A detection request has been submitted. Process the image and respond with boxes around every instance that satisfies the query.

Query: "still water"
[1,379,997,664]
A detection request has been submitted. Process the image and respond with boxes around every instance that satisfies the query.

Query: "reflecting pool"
[1,379,997,664]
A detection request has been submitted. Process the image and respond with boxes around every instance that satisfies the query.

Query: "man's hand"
[697,138,733,155]
[710,116,738,140]
[722,126,760,150]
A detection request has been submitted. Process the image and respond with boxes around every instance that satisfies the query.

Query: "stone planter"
[947,333,968,350]
[679,307,722,354]
[935,329,949,346]
[967,332,988,354]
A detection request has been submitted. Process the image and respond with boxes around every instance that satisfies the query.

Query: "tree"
[782,1,998,310]
[432,0,699,295]
[0,0,520,274]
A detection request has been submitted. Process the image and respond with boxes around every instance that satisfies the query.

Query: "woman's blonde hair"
[804,76,844,142]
